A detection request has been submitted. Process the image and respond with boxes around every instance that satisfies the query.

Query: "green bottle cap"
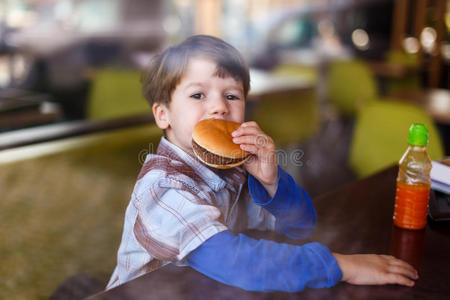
[408,123,428,146]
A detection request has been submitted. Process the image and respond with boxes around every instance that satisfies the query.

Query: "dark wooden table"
[88,166,450,300]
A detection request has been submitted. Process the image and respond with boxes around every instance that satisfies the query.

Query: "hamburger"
[192,119,251,169]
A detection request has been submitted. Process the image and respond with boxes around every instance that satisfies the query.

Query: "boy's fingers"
[233,135,273,148]
[232,125,262,137]
[387,258,418,277]
[387,265,418,279]
[240,121,260,129]
[240,144,276,165]
[391,260,417,273]
[239,143,258,154]
[386,273,415,287]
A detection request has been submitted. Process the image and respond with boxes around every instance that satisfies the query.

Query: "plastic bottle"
[393,124,432,230]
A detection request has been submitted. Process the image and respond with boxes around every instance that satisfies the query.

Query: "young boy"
[107,35,418,292]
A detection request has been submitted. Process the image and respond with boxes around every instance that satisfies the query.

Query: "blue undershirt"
[186,167,342,292]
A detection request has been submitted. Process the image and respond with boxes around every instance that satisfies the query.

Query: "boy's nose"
[208,97,229,116]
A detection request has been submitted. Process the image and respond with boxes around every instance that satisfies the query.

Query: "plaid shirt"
[107,137,275,289]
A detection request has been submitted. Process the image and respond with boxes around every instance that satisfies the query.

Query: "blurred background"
[0,0,449,299]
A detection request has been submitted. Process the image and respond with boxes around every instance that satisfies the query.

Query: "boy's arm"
[186,230,341,292]
[186,231,418,292]
[232,122,315,239]
[248,166,317,239]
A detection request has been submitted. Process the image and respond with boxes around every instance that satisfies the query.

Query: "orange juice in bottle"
[393,124,432,230]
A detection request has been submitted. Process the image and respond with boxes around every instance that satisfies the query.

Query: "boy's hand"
[232,121,278,197]
[333,253,418,287]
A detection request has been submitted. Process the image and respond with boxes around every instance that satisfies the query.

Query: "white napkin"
[431,161,450,194]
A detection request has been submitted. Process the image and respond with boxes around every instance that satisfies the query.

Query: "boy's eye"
[191,93,205,99]
[225,94,239,100]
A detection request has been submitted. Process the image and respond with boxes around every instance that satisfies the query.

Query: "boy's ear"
[152,102,170,129]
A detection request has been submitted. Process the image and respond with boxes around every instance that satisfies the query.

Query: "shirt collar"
[156,137,247,192]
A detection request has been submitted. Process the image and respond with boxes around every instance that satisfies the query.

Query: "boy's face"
[153,58,246,155]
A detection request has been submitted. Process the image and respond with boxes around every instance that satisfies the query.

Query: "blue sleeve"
[248,167,317,239]
[186,230,342,292]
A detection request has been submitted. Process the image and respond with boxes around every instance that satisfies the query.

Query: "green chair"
[327,59,378,117]
[0,124,162,299]
[87,68,150,120]
[385,50,421,96]
[349,101,444,178]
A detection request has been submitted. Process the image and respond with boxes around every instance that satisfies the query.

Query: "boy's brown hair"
[141,35,250,106]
